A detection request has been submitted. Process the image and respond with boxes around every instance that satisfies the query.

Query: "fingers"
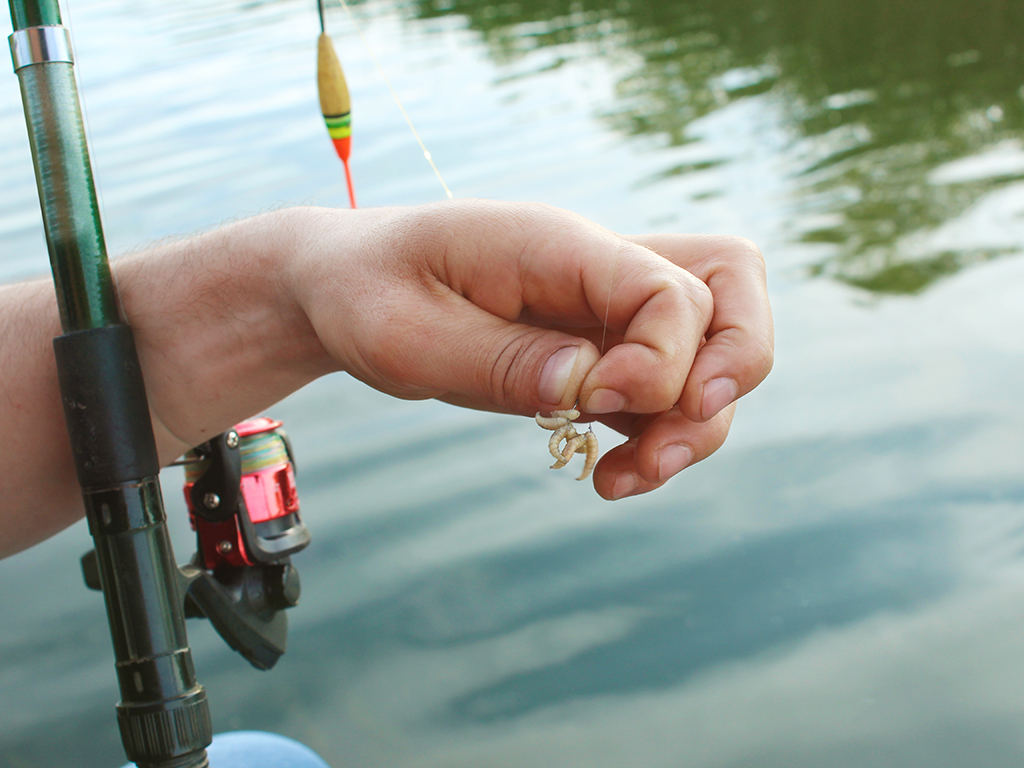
[591,405,735,500]
[576,249,714,416]
[630,234,774,423]
[584,234,770,500]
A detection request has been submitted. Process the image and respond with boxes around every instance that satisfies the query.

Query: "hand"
[290,200,773,499]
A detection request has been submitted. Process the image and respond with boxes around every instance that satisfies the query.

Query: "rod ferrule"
[9,24,72,71]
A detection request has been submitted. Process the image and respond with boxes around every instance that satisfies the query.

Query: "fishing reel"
[183,417,308,570]
[83,417,310,670]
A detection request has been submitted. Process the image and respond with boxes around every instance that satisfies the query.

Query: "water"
[3,0,1024,765]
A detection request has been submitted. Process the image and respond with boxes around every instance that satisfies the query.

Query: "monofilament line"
[336,0,454,199]
[599,261,617,357]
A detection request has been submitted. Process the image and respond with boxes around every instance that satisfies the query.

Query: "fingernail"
[657,444,693,482]
[539,346,579,404]
[587,388,627,414]
[611,473,639,500]
[701,377,738,420]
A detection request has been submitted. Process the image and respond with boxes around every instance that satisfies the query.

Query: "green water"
[421,0,1024,293]
[2,0,1024,766]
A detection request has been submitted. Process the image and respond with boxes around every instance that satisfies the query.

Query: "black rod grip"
[55,324,212,766]
[53,324,160,488]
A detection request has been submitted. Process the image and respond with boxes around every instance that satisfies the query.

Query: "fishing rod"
[7,0,310,765]
[8,0,453,761]
[7,1,212,763]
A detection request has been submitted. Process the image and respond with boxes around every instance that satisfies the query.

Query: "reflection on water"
[411,0,1024,293]
[429,517,946,722]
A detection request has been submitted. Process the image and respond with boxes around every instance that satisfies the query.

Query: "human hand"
[291,200,773,499]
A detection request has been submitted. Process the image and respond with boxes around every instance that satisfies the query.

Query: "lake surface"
[3,0,1024,766]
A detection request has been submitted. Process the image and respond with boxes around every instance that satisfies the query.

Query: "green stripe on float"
[323,113,351,139]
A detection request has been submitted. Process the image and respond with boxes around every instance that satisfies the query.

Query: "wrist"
[115,208,336,460]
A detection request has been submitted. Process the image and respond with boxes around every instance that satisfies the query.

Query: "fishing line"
[332,0,453,199]
[598,273,614,357]
[183,429,289,482]
[571,250,616,439]
[598,245,625,358]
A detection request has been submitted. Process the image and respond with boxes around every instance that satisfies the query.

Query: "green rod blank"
[8,0,60,31]
[9,0,119,331]
[14,59,119,331]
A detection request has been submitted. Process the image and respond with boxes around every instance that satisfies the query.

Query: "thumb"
[445,324,599,415]
[352,288,599,415]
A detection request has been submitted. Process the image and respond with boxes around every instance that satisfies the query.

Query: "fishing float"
[316,0,356,208]
[318,0,453,204]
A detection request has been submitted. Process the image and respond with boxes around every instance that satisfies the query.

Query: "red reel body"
[184,417,309,570]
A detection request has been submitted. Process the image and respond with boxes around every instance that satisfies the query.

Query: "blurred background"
[3,0,1024,765]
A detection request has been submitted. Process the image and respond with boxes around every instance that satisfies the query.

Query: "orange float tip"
[331,136,351,162]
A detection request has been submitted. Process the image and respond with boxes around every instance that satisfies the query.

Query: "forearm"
[0,279,78,556]
[0,208,336,557]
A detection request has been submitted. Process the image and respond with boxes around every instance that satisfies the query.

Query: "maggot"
[548,423,577,460]
[577,428,599,481]
[535,409,598,480]
[535,409,580,430]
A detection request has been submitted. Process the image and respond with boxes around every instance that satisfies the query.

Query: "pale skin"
[0,200,773,559]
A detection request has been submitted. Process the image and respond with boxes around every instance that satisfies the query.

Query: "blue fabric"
[118,731,330,768]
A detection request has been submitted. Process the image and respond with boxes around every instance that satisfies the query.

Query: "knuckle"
[488,329,547,411]
[723,236,766,274]
[699,235,766,277]
[679,272,714,322]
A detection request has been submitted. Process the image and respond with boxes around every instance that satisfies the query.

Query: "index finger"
[629,234,774,422]
[575,241,714,415]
